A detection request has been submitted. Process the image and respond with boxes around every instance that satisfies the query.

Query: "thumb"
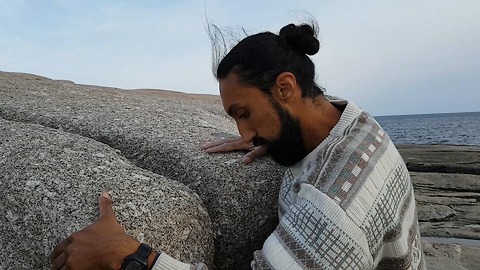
[242,145,268,164]
[98,192,115,217]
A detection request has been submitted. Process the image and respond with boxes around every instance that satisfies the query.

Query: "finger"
[50,238,69,266]
[50,251,67,270]
[201,137,241,149]
[242,145,268,164]
[204,143,232,153]
[201,138,237,149]
[98,192,115,217]
[204,139,250,153]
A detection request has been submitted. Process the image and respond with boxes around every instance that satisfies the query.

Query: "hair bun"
[279,23,319,55]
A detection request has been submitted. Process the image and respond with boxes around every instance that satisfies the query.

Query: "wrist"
[113,239,141,270]
[118,241,159,270]
[147,251,160,270]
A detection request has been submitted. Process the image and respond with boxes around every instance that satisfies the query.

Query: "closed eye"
[238,110,250,119]
[235,108,250,119]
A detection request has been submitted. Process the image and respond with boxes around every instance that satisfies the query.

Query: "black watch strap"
[137,243,152,259]
[120,243,152,270]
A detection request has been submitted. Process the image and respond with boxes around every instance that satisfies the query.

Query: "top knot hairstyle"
[278,23,320,56]
[208,22,324,98]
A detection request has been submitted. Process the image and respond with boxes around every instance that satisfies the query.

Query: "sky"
[1,0,479,116]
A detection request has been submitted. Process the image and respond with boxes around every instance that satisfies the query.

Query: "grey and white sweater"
[152,99,426,270]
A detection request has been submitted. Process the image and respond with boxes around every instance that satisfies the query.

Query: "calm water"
[375,112,480,146]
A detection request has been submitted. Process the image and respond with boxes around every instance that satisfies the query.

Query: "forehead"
[219,73,269,114]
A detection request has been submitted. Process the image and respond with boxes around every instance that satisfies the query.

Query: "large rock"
[0,71,285,269]
[5,71,480,268]
[0,118,213,269]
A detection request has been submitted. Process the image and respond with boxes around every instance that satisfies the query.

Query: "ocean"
[375,111,480,146]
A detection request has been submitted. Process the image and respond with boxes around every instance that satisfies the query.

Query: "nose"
[236,121,256,144]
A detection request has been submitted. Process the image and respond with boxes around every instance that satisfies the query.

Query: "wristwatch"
[120,243,152,270]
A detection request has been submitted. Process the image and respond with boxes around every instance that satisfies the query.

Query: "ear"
[271,72,298,103]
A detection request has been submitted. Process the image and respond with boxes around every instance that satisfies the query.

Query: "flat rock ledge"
[1,71,479,269]
[422,240,480,270]
[397,145,480,270]
[397,145,480,241]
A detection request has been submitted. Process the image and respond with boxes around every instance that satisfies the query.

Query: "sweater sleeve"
[251,183,373,270]
[151,252,208,270]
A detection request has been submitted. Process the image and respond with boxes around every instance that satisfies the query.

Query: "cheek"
[258,111,282,139]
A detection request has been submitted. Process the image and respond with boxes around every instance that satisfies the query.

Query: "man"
[50,23,426,269]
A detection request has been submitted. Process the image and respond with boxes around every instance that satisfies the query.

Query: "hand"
[201,137,268,164]
[50,192,142,270]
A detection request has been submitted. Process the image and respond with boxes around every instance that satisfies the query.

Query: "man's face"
[220,73,308,166]
[259,99,308,166]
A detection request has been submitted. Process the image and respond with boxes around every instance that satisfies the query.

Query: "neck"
[299,96,342,153]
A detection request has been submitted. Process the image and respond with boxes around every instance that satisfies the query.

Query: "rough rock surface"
[2,71,480,269]
[0,118,213,269]
[422,240,480,270]
[0,71,285,269]
[397,145,480,269]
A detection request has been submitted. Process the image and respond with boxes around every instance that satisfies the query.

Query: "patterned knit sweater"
[152,99,426,270]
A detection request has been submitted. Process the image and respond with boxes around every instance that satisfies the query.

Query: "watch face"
[124,261,145,270]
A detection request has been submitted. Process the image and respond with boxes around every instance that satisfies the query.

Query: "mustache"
[252,137,271,147]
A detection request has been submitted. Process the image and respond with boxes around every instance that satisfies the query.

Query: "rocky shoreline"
[1,71,479,269]
[396,145,480,269]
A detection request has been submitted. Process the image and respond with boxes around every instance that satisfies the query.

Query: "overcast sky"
[1,0,479,116]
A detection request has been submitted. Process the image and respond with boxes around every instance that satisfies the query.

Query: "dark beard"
[253,100,308,167]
